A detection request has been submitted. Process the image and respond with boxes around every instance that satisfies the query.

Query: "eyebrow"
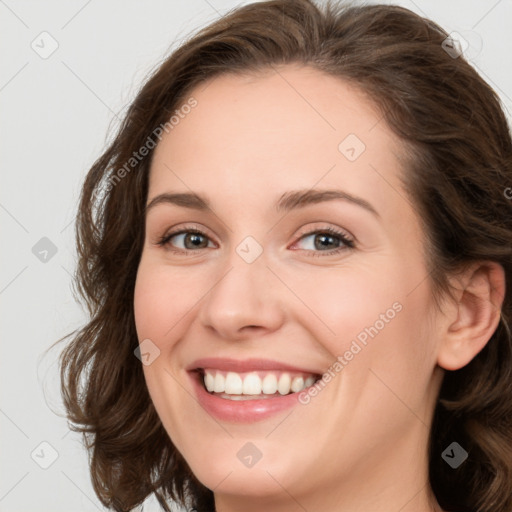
[145,188,379,217]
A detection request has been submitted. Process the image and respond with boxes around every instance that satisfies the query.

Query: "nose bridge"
[198,235,284,338]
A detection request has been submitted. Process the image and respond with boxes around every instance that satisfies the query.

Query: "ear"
[437,261,506,371]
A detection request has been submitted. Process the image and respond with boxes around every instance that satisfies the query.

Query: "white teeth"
[305,376,316,387]
[277,373,291,395]
[242,373,262,395]
[213,372,224,393]
[224,372,243,394]
[202,369,317,397]
[204,372,215,392]
[290,376,304,393]
[262,374,278,394]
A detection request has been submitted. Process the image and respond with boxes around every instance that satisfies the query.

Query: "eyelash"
[294,227,355,257]
[156,225,355,257]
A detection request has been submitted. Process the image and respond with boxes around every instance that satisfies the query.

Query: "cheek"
[133,258,198,344]
[288,258,436,390]
[281,262,407,355]
[133,259,200,447]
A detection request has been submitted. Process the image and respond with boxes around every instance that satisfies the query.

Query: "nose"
[198,251,285,340]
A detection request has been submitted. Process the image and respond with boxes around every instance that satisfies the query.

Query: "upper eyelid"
[159,224,351,238]
[295,224,353,240]
[158,220,353,236]
[158,228,216,246]
[159,223,213,238]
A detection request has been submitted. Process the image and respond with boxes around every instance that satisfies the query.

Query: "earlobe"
[437,261,506,371]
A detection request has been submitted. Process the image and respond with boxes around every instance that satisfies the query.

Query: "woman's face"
[134,65,444,509]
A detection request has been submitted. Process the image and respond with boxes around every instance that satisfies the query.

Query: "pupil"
[186,233,206,249]
[315,234,338,250]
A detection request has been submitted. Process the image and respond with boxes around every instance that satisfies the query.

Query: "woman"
[58,1,512,511]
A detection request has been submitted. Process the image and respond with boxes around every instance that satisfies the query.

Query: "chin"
[194,464,289,498]
[176,438,296,498]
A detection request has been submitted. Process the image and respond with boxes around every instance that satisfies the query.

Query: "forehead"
[148,64,407,219]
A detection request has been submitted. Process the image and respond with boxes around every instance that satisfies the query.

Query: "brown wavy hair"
[56,1,512,511]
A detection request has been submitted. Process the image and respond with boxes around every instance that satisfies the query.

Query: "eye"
[292,227,355,257]
[155,224,355,257]
[156,226,215,254]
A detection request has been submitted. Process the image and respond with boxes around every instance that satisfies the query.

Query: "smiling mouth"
[195,368,322,400]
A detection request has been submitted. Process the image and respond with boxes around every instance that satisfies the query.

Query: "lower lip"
[189,371,305,423]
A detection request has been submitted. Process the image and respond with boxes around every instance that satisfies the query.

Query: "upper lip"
[187,357,322,375]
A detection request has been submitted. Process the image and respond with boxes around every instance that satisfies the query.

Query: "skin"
[133,64,505,512]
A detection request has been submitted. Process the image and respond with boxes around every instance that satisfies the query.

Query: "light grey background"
[1,1,511,511]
